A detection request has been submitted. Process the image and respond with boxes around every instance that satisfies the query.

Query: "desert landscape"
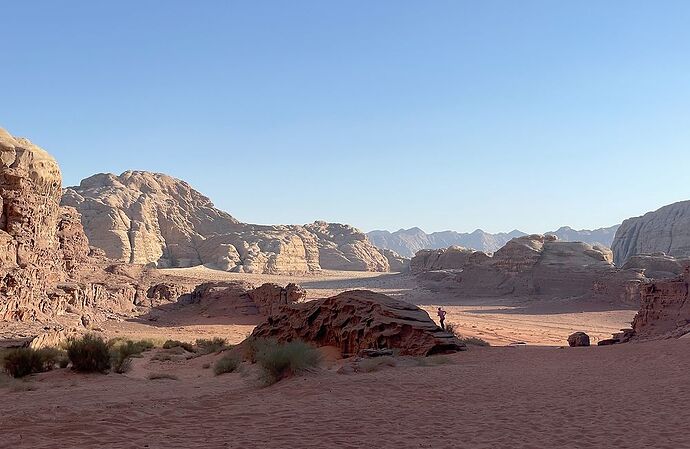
[4,3,690,448]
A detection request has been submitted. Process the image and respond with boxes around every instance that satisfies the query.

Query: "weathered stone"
[251,290,466,357]
[567,332,591,347]
[63,173,389,274]
[613,200,690,265]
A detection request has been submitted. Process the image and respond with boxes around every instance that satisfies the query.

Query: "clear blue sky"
[2,1,689,234]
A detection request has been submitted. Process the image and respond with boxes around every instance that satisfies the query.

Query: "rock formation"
[628,267,690,340]
[379,248,410,273]
[368,225,619,259]
[63,172,389,274]
[251,290,465,357]
[612,200,690,265]
[412,235,648,304]
[567,332,591,347]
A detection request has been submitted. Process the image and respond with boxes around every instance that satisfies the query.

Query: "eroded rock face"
[414,235,647,304]
[63,173,389,274]
[629,268,690,340]
[0,129,64,320]
[613,201,690,265]
[251,290,466,357]
[379,248,410,273]
[186,282,303,317]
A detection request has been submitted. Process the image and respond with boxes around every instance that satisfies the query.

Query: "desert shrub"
[163,340,195,352]
[147,372,179,381]
[255,339,321,386]
[195,338,227,355]
[110,339,155,374]
[67,334,111,373]
[358,356,397,373]
[445,323,490,347]
[243,336,271,363]
[2,348,63,378]
[213,353,240,376]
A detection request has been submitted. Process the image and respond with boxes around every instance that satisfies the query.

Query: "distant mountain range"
[367,225,620,258]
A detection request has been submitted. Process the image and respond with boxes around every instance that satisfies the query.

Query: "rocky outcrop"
[379,248,410,273]
[186,282,304,317]
[0,128,64,321]
[251,290,466,357]
[628,268,690,340]
[567,332,590,347]
[368,225,619,259]
[414,235,647,304]
[612,201,690,265]
[63,172,389,274]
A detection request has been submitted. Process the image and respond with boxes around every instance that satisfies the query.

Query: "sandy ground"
[2,339,689,449]
[104,268,637,347]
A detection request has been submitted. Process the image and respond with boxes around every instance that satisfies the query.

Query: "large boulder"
[251,290,466,357]
[567,332,591,347]
[63,172,389,274]
[612,201,690,265]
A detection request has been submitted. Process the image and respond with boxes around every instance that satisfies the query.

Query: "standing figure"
[437,307,447,330]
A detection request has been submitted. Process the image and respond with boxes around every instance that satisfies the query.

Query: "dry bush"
[213,353,240,376]
[2,348,65,378]
[195,338,228,355]
[358,356,397,373]
[254,339,322,386]
[163,340,195,353]
[445,323,490,347]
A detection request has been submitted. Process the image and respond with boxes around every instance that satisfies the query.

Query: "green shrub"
[163,340,195,352]
[255,339,321,386]
[67,334,111,373]
[2,348,63,378]
[213,353,240,376]
[195,338,227,355]
[110,339,155,374]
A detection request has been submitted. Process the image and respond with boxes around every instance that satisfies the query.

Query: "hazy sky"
[2,1,690,233]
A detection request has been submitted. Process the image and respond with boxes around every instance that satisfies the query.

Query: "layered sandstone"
[629,268,690,340]
[612,200,690,265]
[413,235,647,304]
[63,172,389,274]
[251,290,465,357]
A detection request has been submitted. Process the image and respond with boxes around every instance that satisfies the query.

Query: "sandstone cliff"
[612,200,690,265]
[63,172,389,274]
[412,235,647,304]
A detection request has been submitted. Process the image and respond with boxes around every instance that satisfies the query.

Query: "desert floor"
[104,268,637,347]
[2,338,689,449]
[2,268,663,449]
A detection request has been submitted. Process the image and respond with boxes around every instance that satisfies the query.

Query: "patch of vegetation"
[213,353,240,376]
[147,372,179,381]
[254,339,321,386]
[445,323,490,347]
[358,356,397,373]
[110,339,156,374]
[2,347,66,378]
[66,334,111,373]
[195,338,228,355]
[163,340,195,353]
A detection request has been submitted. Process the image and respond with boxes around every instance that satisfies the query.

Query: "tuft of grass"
[213,353,240,376]
[445,323,490,347]
[358,356,397,373]
[66,334,111,373]
[195,338,228,355]
[254,339,321,386]
[163,340,195,353]
[147,372,179,381]
[2,347,66,378]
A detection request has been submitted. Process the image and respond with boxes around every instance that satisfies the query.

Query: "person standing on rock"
[437,307,447,330]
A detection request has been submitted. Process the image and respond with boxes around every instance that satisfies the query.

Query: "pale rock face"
[612,201,690,265]
[413,235,647,304]
[63,173,390,274]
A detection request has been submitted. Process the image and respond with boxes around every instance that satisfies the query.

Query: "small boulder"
[567,332,591,347]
